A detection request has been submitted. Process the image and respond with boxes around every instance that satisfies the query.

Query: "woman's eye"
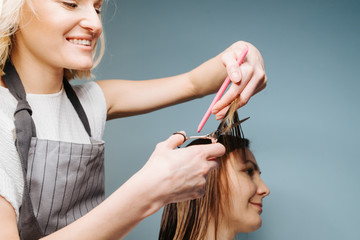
[95,8,102,14]
[63,2,78,9]
[246,168,254,177]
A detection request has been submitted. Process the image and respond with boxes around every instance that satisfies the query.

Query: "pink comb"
[197,45,248,133]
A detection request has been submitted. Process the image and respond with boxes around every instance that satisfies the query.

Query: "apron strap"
[3,60,37,170]
[3,60,43,240]
[63,78,92,137]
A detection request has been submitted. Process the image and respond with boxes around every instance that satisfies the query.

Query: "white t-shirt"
[0,81,107,219]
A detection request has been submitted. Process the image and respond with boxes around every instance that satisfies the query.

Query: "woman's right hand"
[139,132,225,205]
[0,133,225,240]
[48,133,225,240]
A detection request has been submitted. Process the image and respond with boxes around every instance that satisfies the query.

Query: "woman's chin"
[249,220,262,232]
[66,59,94,71]
[239,217,262,233]
[75,64,93,71]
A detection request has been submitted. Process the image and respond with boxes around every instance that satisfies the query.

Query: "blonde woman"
[159,110,270,240]
[0,0,267,239]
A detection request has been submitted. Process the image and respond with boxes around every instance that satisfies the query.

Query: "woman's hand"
[139,132,225,205]
[99,41,267,120]
[212,41,267,119]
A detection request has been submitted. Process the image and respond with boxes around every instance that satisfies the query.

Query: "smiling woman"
[13,0,104,82]
[0,0,268,239]
[159,111,270,240]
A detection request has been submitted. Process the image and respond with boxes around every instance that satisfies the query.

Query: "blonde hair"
[0,0,105,80]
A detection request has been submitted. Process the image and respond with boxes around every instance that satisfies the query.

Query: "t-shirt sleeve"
[0,110,24,219]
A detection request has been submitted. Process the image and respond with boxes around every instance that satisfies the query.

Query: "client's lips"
[250,202,263,212]
[251,202,262,207]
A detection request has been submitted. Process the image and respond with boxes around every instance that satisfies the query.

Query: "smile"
[68,39,91,46]
[250,202,263,213]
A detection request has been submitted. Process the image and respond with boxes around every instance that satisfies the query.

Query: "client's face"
[222,148,270,233]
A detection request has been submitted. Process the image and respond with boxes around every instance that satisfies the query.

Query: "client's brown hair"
[159,100,249,240]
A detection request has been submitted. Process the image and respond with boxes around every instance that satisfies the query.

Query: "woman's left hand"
[212,41,267,120]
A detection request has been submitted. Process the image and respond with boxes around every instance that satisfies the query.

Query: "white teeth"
[69,39,91,46]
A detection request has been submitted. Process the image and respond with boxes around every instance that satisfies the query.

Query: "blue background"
[89,0,360,239]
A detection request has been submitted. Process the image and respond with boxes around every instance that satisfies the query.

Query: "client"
[159,106,270,240]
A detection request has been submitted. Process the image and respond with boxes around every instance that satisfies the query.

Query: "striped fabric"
[27,138,105,236]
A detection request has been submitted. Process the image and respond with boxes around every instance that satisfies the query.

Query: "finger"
[215,106,229,120]
[221,51,242,83]
[212,83,241,115]
[164,131,187,149]
[237,73,265,108]
[253,81,266,95]
[247,68,267,96]
[231,64,255,108]
[253,73,267,95]
[213,63,256,115]
[172,131,187,143]
[207,158,220,171]
[190,142,225,159]
[195,188,205,199]
[237,63,254,95]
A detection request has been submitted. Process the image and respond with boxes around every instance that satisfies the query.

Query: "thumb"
[164,131,187,149]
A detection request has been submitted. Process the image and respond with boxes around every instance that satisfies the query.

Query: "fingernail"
[231,72,240,82]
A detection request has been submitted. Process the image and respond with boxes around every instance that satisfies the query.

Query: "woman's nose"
[79,7,103,37]
[257,177,270,198]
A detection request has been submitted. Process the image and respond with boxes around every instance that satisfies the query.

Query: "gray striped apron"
[3,61,105,240]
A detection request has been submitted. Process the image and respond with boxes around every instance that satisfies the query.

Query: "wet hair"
[159,101,250,240]
[0,0,105,80]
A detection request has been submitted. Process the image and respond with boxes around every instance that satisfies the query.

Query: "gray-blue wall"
[91,0,360,239]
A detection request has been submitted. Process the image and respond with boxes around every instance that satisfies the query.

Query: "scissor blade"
[187,135,212,140]
[233,117,250,127]
[218,116,250,136]
[187,117,250,141]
